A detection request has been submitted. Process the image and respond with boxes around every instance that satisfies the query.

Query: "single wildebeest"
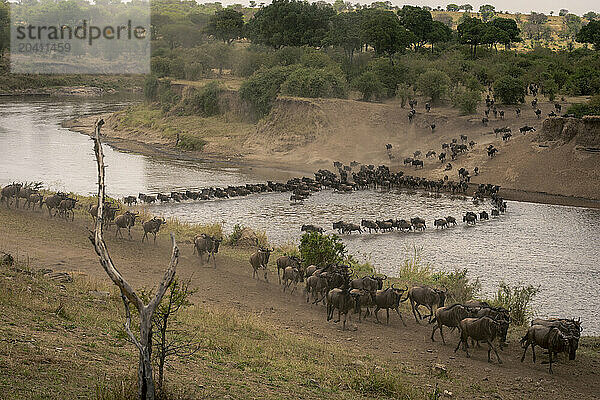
[343,223,362,234]
[0,183,22,208]
[434,218,447,229]
[455,317,505,363]
[350,289,374,322]
[520,125,536,134]
[373,285,408,326]
[25,192,44,210]
[123,195,137,206]
[446,216,457,226]
[438,152,446,162]
[413,150,421,158]
[301,224,323,233]
[249,247,273,281]
[58,198,78,221]
[531,318,581,360]
[520,325,573,373]
[114,211,139,239]
[276,255,302,284]
[431,304,478,344]
[412,159,424,169]
[403,286,446,323]
[403,157,414,165]
[193,234,222,267]
[141,217,166,243]
[460,134,467,142]
[282,266,302,293]
[502,132,512,141]
[350,275,386,294]
[326,288,355,330]
[44,192,67,217]
[463,212,477,225]
[535,108,542,118]
[304,273,328,304]
[426,150,436,158]
[479,211,489,220]
[361,219,379,233]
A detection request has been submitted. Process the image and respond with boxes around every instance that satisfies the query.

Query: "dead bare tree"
[89,118,179,400]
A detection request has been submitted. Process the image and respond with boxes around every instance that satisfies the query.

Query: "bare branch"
[147,234,179,313]
[122,293,143,353]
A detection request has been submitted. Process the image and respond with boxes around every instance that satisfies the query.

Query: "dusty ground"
[65,94,600,207]
[1,206,599,399]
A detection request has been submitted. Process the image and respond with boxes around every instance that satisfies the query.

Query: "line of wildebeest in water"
[243,249,583,373]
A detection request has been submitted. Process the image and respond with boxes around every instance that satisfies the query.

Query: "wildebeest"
[487,146,498,157]
[446,216,456,226]
[412,159,424,169]
[141,217,166,243]
[403,157,414,165]
[531,318,581,360]
[479,211,489,220]
[455,317,505,363]
[431,304,478,344]
[193,233,222,267]
[350,275,385,294]
[360,219,379,233]
[463,212,477,225]
[276,255,302,284]
[438,152,446,162]
[123,195,137,206]
[249,247,273,281]
[326,288,355,330]
[502,132,512,141]
[403,286,446,323]
[520,325,574,373]
[57,197,78,221]
[426,150,436,158]
[304,273,328,303]
[460,134,467,142]
[301,224,323,233]
[114,211,139,239]
[373,285,408,326]
[535,109,542,118]
[520,125,536,134]
[0,183,22,208]
[434,218,447,229]
[482,117,489,126]
[349,289,374,322]
[282,266,302,293]
[44,192,68,217]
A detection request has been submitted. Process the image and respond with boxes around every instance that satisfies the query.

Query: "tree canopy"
[206,8,244,44]
[576,20,600,49]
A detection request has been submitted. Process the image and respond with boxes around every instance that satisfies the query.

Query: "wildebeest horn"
[391,283,396,289]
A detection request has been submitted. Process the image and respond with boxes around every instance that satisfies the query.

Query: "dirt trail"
[1,207,599,399]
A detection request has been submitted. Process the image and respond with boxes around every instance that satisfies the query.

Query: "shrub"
[239,66,296,117]
[352,71,386,101]
[172,81,223,117]
[299,232,346,268]
[151,57,172,78]
[494,75,525,104]
[416,70,451,103]
[367,58,407,98]
[280,66,348,98]
[176,134,206,151]
[489,282,540,326]
[143,75,160,101]
[452,88,480,114]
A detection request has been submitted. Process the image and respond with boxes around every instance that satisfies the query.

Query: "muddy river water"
[1,97,599,334]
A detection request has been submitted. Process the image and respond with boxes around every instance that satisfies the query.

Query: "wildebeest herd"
[249,252,582,373]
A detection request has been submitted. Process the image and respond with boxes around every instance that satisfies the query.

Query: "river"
[1,97,599,334]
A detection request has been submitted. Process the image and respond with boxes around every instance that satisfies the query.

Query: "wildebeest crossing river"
[1,97,599,335]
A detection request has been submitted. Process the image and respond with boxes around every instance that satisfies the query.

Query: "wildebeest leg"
[386,309,390,324]
[335,310,341,323]
[212,253,216,269]
[431,324,438,342]
[521,342,529,362]
[342,313,347,330]
[395,307,406,326]
[326,303,333,321]
[410,300,420,324]
[374,306,381,323]
[142,232,147,243]
[488,340,501,363]
[454,338,463,353]
[153,232,157,244]
[532,344,536,363]
[548,348,553,374]
[128,227,132,240]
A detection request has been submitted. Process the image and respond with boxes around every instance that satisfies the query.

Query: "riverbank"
[64,110,600,210]
[1,202,599,399]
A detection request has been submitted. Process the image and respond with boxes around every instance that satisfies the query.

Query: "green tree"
[452,88,480,114]
[397,5,433,47]
[299,232,346,268]
[323,12,362,64]
[446,4,459,12]
[247,0,335,48]
[206,8,244,44]
[494,75,525,104]
[352,70,385,101]
[417,70,451,103]
[576,20,600,49]
[489,17,520,49]
[361,10,413,62]
[458,16,486,56]
[239,65,295,117]
[561,14,583,41]
[559,9,569,17]
[542,78,558,101]
[583,12,599,21]
[428,20,453,52]
[460,4,473,12]
[367,58,406,97]
[478,4,495,23]
[280,66,348,98]
[0,0,8,60]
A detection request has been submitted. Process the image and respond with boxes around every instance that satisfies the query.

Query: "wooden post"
[89,118,179,400]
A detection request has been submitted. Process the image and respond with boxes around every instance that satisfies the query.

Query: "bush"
[280,66,348,98]
[367,58,407,98]
[489,282,540,326]
[494,75,525,104]
[143,75,160,101]
[239,66,296,117]
[299,232,346,268]
[172,82,223,117]
[151,57,172,78]
[566,95,600,117]
[452,89,480,115]
[352,71,386,101]
[416,70,451,103]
